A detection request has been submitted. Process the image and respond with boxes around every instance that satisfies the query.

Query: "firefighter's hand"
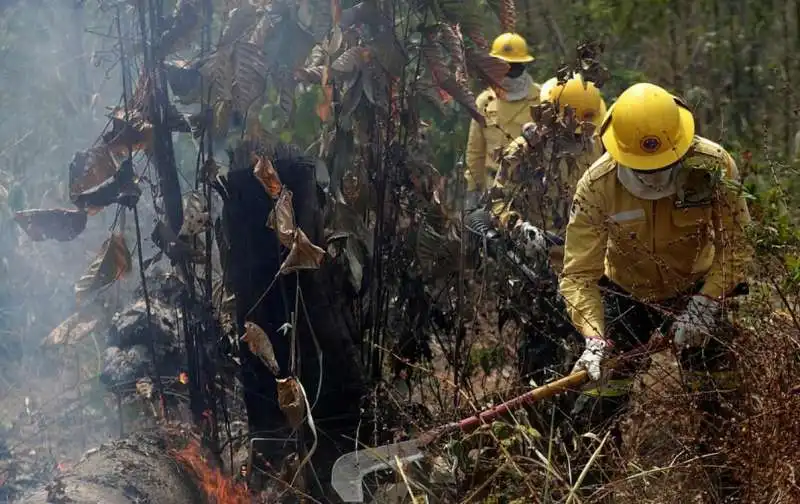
[672,294,721,350]
[572,337,610,381]
[514,221,548,260]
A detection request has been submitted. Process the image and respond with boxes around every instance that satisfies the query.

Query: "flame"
[175,441,250,504]
[179,372,189,385]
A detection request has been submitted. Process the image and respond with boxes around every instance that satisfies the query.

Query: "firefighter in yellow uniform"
[471,75,607,382]
[464,33,540,209]
[491,74,607,238]
[560,82,752,497]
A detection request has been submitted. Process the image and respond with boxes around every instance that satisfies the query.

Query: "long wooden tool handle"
[456,336,671,434]
[458,369,589,432]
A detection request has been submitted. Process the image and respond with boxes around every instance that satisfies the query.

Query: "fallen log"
[17,428,248,504]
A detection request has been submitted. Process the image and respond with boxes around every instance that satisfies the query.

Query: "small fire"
[175,441,251,504]
[178,372,189,385]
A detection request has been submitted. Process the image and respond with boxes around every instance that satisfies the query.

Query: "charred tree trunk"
[17,430,211,504]
[220,143,366,496]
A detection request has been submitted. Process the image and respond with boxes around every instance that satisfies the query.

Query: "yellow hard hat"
[490,33,535,63]
[599,82,695,171]
[540,75,606,127]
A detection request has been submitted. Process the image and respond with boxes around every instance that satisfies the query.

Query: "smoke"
[0,0,171,473]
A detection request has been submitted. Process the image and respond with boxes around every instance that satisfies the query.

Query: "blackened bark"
[221,143,366,490]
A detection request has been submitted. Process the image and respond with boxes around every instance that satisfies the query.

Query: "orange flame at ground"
[178,372,189,385]
[174,441,251,504]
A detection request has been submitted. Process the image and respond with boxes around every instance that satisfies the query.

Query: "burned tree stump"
[16,429,225,504]
[220,142,367,494]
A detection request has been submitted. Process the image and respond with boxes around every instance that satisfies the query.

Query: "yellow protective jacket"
[559,136,753,338]
[464,84,541,192]
[491,134,603,234]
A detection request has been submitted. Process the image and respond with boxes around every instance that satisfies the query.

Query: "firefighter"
[492,74,607,239]
[464,33,540,210]
[473,75,607,383]
[560,82,752,496]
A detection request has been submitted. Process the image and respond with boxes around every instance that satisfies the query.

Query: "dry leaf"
[266,189,296,248]
[75,234,133,300]
[200,157,219,184]
[241,321,281,376]
[317,66,333,121]
[42,313,99,346]
[104,109,154,155]
[231,41,268,114]
[331,47,364,74]
[279,228,326,274]
[498,0,517,32]
[14,208,88,242]
[276,377,305,430]
[178,191,210,237]
[253,154,282,198]
[69,146,118,198]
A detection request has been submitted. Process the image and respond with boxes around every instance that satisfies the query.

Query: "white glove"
[516,221,548,260]
[572,338,610,381]
[672,294,721,350]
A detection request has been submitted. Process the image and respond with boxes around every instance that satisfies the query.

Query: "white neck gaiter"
[501,73,533,101]
[617,164,679,200]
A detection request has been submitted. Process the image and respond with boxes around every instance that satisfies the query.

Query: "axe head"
[331,438,425,502]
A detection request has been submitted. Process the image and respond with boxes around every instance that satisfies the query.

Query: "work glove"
[671,294,721,350]
[464,190,482,212]
[572,337,611,382]
[514,221,548,261]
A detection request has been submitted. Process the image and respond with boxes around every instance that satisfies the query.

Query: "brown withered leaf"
[331,47,365,74]
[267,189,296,248]
[437,23,466,77]
[213,99,233,139]
[14,208,88,242]
[276,377,305,430]
[279,228,326,274]
[69,146,118,199]
[317,66,333,122]
[200,156,219,184]
[253,154,282,198]
[231,41,268,114]
[241,321,280,376]
[42,312,100,346]
[178,191,210,237]
[437,76,485,127]
[75,234,133,300]
[104,109,154,156]
[498,0,517,32]
[466,46,510,91]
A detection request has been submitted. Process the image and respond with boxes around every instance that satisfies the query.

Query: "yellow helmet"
[539,75,607,127]
[490,33,535,63]
[599,82,695,171]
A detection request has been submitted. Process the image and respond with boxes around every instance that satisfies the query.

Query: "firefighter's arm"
[465,118,487,192]
[490,136,527,227]
[559,176,608,338]
[699,158,753,299]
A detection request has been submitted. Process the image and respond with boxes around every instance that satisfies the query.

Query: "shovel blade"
[331,439,425,502]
